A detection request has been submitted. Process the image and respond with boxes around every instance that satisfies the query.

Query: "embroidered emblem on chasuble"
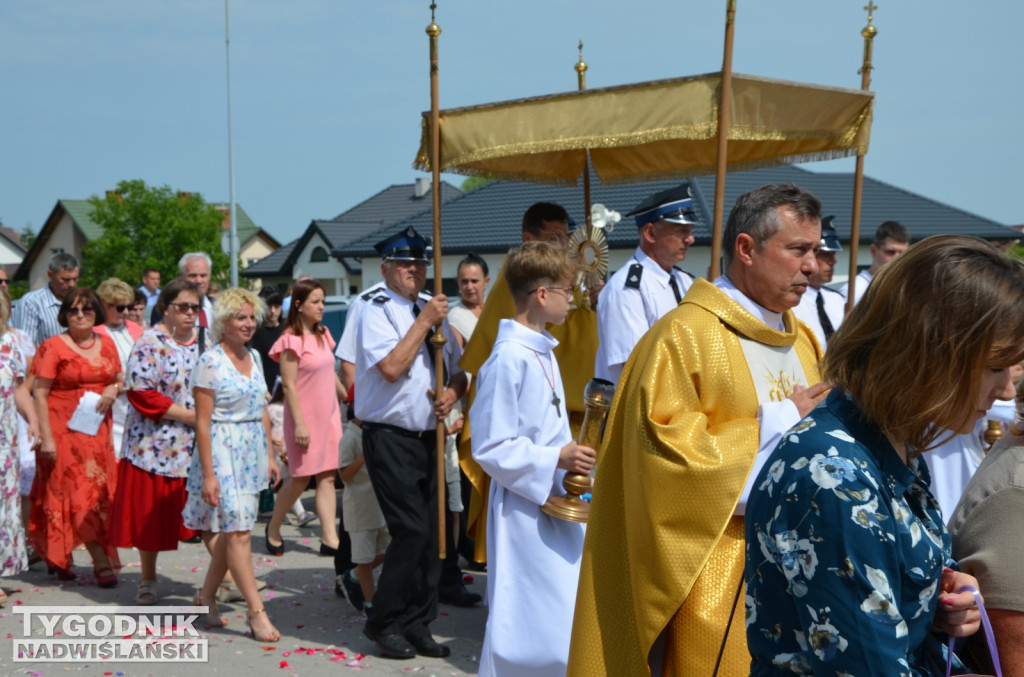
[737,337,810,404]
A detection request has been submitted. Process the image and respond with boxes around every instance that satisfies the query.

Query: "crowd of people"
[0,182,1021,675]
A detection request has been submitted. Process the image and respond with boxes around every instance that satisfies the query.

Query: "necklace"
[72,332,96,350]
[532,350,561,418]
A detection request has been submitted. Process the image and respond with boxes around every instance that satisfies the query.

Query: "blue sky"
[2,1,1021,246]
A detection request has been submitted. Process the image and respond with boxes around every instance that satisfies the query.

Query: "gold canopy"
[414,72,873,185]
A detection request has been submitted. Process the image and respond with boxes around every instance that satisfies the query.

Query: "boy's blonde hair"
[504,241,577,302]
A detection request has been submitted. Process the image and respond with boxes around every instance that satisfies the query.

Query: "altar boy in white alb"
[470,241,597,677]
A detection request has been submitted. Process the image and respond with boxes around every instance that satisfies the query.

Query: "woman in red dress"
[30,288,123,586]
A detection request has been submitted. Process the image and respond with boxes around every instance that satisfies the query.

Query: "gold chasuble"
[567,279,822,677]
[458,260,598,562]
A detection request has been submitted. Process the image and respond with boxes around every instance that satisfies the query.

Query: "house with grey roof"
[335,165,1020,291]
[244,179,462,295]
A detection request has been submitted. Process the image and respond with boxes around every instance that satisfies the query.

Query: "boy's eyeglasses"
[528,286,574,298]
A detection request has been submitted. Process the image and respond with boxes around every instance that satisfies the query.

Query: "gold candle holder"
[542,378,615,523]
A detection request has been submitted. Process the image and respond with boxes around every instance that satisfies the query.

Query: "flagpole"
[709,0,737,281]
[846,2,878,313]
[426,2,447,560]
[225,0,239,287]
[576,42,591,225]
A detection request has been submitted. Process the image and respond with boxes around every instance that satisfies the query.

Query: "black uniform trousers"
[362,423,440,640]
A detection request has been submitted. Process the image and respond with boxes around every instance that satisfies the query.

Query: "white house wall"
[292,233,350,296]
[29,214,83,290]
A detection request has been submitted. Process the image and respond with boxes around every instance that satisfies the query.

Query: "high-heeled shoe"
[193,592,228,628]
[247,607,280,642]
[264,523,285,556]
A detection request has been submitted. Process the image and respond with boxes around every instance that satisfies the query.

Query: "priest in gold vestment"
[568,184,829,676]
[459,202,598,563]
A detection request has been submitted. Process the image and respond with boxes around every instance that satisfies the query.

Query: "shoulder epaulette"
[372,295,389,304]
[361,285,385,302]
[821,286,844,297]
[419,289,433,299]
[625,263,644,289]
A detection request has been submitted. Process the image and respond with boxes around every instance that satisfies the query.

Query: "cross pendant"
[551,390,561,417]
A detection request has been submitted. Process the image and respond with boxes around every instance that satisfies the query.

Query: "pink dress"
[269,331,342,476]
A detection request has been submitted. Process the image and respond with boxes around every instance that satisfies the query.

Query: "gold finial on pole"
[859,2,878,77]
[845,2,878,314]
[426,1,446,560]
[575,40,587,90]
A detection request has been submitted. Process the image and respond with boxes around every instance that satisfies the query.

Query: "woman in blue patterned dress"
[183,288,280,641]
[746,235,1024,675]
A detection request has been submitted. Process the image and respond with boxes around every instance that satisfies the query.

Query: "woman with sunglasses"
[30,288,123,587]
[110,278,207,604]
[95,278,144,458]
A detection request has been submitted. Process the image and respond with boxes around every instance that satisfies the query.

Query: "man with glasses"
[356,226,467,660]
[595,185,698,385]
[12,252,79,346]
[457,202,599,571]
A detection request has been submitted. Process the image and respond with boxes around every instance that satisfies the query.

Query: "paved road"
[0,509,488,676]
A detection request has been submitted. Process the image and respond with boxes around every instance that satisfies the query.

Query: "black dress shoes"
[405,633,451,658]
[363,626,415,660]
[438,581,482,607]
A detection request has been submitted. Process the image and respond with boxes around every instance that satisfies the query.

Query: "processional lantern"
[542,378,615,523]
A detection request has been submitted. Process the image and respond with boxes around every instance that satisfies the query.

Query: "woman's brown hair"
[824,234,1024,451]
[283,278,327,348]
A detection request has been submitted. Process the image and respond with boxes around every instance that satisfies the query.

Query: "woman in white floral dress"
[746,236,1024,675]
[0,289,39,606]
[183,288,280,642]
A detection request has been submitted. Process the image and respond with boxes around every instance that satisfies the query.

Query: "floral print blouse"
[121,327,201,477]
[745,389,958,676]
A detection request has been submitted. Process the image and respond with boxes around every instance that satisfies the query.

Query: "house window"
[310,246,329,263]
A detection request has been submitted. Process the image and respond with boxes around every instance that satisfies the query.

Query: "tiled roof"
[59,199,104,239]
[334,166,1018,257]
[332,181,463,223]
[210,203,275,246]
[244,181,464,278]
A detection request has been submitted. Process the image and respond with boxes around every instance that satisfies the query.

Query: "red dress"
[29,335,121,572]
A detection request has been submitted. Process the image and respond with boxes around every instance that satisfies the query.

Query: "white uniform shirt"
[839,268,873,307]
[595,247,692,384]
[354,287,463,431]
[334,283,387,364]
[793,285,845,349]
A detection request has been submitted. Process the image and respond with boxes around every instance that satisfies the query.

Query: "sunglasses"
[0,279,8,286]
[171,303,202,313]
[67,307,96,317]
[111,304,131,312]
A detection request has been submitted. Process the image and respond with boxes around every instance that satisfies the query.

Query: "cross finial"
[864,1,877,24]
[430,1,437,21]
[578,40,584,59]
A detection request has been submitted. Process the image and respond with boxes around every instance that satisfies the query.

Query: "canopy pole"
[846,2,878,313]
[575,42,591,225]
[710,0,737,281]
[426,2,446,560]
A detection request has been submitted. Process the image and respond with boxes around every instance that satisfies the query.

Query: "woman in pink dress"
[265,279,344,556]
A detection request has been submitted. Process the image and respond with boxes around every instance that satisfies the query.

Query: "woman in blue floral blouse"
[746,235,1024,675]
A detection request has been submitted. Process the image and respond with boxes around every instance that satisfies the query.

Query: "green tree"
[82,180,231,290]
[460,176,492,192]
[19,224,36,250]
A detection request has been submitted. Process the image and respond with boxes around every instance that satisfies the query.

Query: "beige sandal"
[247,607,280,642]
[0,588,8,608]
[135,579,158,605]
[193,592,228,628]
